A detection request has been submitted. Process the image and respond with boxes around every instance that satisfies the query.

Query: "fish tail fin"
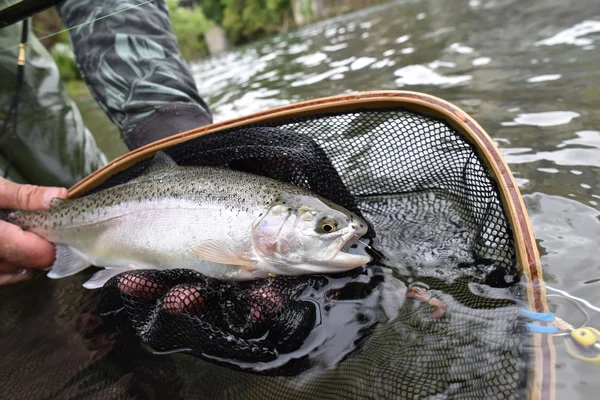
[83,267,136,289]
[0,209,14,222]
[47,244,91,279]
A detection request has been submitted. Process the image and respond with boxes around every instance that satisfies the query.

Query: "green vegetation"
[50,43,80,82]
[63,80,92,100]
[219,0,292,45]
[167,1,212,60]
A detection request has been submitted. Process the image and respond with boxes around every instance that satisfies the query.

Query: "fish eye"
[317,219,338,234]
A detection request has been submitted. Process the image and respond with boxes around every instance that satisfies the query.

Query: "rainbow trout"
[7,152,370,289]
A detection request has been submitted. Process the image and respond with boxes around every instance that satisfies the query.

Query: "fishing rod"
[0,0,60,29]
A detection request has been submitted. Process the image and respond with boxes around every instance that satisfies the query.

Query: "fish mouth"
[326,228,372,268]
[341,234,361,252]
[339,224,369,252]
[291,253,371,273]
[288,229,371,274]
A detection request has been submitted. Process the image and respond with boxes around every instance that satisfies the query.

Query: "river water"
[75,0,600,398]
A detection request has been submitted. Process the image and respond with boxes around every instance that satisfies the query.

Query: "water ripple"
[350,57,377,70]
[294,52,329,67]
[501,111,580,127]
[503,148,600,167]
[395,35,410,44]
[322,43,348,52]
[448,42,474,54]
[394,65,472,86]
[291,66,350,87]
[536,20,600,47]
[557,130,600,149]
[527,74,562,83]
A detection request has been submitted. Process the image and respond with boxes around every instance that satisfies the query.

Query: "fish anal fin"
[145,151,177,174]
[191,241,256,270]
[83,266,137,289]
[47,244,91,279]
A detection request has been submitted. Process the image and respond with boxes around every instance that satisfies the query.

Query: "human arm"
[56,0,213,150]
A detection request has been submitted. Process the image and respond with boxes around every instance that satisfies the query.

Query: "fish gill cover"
[0,109,528,399]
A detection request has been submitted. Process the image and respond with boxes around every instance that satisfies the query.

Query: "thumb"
[0,177,68,210]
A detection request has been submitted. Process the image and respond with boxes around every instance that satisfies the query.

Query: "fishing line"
[545,284,600,313]
[353,234,384,259]
[0,0,155,54]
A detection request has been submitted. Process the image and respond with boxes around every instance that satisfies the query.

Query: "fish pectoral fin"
[47,244,91,279]
[83,266,137,289]
[191,241,256,270]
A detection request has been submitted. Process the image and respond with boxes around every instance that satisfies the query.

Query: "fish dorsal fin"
[191,241,256,270]
[48,197,66,208]
[145,151,178,173]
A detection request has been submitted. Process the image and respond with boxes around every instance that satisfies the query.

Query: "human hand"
[0,178,68,285]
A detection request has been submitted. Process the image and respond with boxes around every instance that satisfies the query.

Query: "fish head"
[252,195,371,274]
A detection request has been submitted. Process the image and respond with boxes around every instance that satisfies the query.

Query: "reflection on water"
[72,0,599,397]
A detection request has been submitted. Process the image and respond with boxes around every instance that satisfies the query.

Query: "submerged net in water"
[0,109,529,399]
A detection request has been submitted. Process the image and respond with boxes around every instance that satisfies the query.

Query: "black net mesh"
[0,108,529,399]
[96,268,379,375]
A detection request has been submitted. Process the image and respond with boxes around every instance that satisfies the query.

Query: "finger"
[0,177,68,210]
[0,221,55,270]
[0,270,34,286]
[0,261,25,275]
